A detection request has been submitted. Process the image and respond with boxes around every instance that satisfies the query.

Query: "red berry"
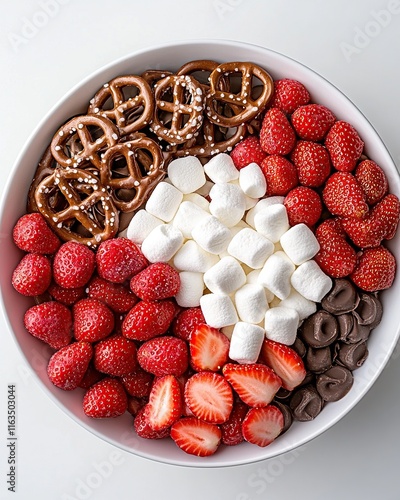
[322,172,369,219]
[122,369,154,398]
[242,406,284,447]
[260,155,298,196]
[325,121,364,172]
[230,136,267,170]
[146,375,182,431]
[137,336,189,377]
[53,241,95,288]
[88,276,138,313]
[96,237,147,283]
[73,298,115,342]
[284,186,322,227]
[269,78,310,114]
[355,159,388,205]
[13,213,61,254]
[172,307,205,341]
[350,246,396,292]
[78,363,104,389]
[134,407,170,439]
[259,108,296,156]
[122,300,176,341]
[189,324,230,372]
[291,141,331,187]
[94,335,138,377]
[291,104,336,141]
[220,401,249,446]
[170,417,221,457]
[48,282,85,306]
[47,341,93,390]
[130,262,180,301]
[127,397,146,417]
[83,378,128,418]
[12,253,51,296]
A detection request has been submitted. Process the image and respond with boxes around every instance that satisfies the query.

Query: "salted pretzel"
[88,75,154,136]
[27,146,60,213]
[151,74,205,145]
[100,134,165,212]
[51,115,119,170]
[34,167,119,247]
[141,69,173,89]
[176,60,229,91]
[205,62,274,128]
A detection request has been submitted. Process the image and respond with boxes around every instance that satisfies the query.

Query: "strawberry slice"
[220,401,249,446]
[222,363,282,408]
[189,324,230,372]
[170,417,222,457]
[242,406,284,447]
[146,375,182,431]
[184,372,233,424]
[261,339,306,391]
[134,407,170,439]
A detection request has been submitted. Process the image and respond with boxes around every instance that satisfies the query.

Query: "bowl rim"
[1,38,400,468]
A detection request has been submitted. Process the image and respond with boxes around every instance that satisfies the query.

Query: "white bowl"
[1,40,399,468]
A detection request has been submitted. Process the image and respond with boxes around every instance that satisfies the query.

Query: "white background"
[1,1,400,499]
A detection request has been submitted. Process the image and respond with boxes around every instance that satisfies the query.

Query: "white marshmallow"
[280,224,320,265]
[173,240,219,273]
[228,228,274,269]
[239,162,267,198]
[291,260,332,302]
[229,322,265,364]
[244,195,259,210]
[258,251,295,300]
[204,153,239,183]
[264,307,299,345]
[254,204,289,243]
[145,182,183,222]
[279,289,317,321]
[246,269,275,303]
[209,183,246,227]
[141,224,183,262]
[246,196,285,228]
[126,210,163,244]
[182,192,210,212]
[204,256,246,295]
[192,216,232,255]
[172,201,210,239]
[200,293,238,328]
[234,284,268,324]
[175,272,205,308]
[167,156,206,194]
[196,180,214,197]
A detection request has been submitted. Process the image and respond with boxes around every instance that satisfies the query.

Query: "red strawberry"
[222,363,282,408]
[83,378,128,418]
[220,401,249,446]
[53,241,95,288]
[134,407,170,439]
[73,298,115,342]
[189,324,230,372]
[291,140,331,187]
[284,186,322,227]
[170,417,221,457]
[78,363,104,389]
[96,237,148,283]
[127,397,147,417]
[315,219,357,277]
[24,301,72,349]
[122,369,154,398]
[13,212,61,254]
[12,253,51,296]
[355,159,388,205]
[259,108,296,155]
[325,120,364,172]
[48,282,85,306]
[137,336,189,377]
[291,104,336,141]
[146,375,182,431]
[88,276,138,313]
[350,246,396,292]
[130,262,180,301]
[230,136,267,170]
[172,307,205,341]
[322,172,369,219]
[260,155,298,196]
[341,194,400,248]
[47,341,93,390]
[94,335,137,377]
[269,78,310,114]
[261,339,306,391]
[242,406,284,447]
[122,300,176,341]
[184,372,233,424]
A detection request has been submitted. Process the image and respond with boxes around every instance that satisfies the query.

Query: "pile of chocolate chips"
[272,278,383,431]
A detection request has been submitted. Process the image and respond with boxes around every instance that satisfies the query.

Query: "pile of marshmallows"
[122,153,332,364]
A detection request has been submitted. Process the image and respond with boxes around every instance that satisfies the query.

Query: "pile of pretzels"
[28,60,274,247]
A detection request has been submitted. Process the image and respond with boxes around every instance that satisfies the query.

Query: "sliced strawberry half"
[242,406,284,447]
[146,375,182,431]
[184,372,233,424]
[170,417,222,457]
[222,363,282,408]
[189,324,230,372]
[261,339,306,391]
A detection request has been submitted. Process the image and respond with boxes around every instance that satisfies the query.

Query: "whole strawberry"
[260,155,298,196]
[220,401,249,446]
[88,276,138,313]
[48,282,85,306]
[130,262,180,301]
[322,172,369,219]
[355,159,388,205]
[13,213,61,254]
[284,186,322,227]
[122,369,154,398]
[24,301,72,349]
[12,253,52,296]
[269,79,310,114]
[137,336,189,377]
[73,298,115,342]
[94,335,138,377]
[47,341,93,390]
[53,241,95,288]
[325,121,364,172]
[350,246,396,291]
[291,104,336,142]
[291,141,331,187]
[172,307,205,341]
[259,108,296,156]
[83,378,128,418]
[122,300,176,341]
[230,136,267,169]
